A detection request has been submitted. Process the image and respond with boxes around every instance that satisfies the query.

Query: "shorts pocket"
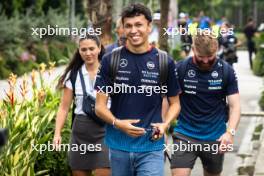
[171,138,188,156]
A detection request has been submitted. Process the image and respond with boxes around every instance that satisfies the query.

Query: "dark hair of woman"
[57,34,105,89]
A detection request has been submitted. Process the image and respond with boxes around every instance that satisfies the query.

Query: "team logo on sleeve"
[211,71,219,78]
[218,62,223,67]
[120,58,128,68]
[175,68,178,76]
[147,61,155,70]
[187,69,196,78]
[234,70,238,81]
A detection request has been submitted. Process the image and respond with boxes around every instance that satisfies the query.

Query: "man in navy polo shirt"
[171,31,241,176]
[95,3,181,176]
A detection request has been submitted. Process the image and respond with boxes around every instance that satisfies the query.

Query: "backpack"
[69,46,169,126]
[177,57,230,122]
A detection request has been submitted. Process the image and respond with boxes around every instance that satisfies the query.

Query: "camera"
[219,36,238,64]
[0,128,8,147]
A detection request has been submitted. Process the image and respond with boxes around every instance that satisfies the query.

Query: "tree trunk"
[159,0,169,52]
[253,0,257,25]
[239,0,243,28]
[87,0,113,46]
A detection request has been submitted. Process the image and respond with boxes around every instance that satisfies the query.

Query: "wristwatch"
[227,128,236,136]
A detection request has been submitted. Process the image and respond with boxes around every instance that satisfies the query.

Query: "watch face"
[229,129,235,136]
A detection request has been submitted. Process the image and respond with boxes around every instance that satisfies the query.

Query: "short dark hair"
[121,3,152,24]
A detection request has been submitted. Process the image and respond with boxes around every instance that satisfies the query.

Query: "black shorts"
[170,133,224,174]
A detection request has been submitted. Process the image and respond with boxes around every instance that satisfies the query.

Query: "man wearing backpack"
[171,31,240,176]
[94,3,181,176]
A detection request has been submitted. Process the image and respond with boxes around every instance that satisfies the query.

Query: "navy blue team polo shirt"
[174,57,239,141]
[95,47,181,152]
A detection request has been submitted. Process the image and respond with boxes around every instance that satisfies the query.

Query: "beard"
[194,56,216,71]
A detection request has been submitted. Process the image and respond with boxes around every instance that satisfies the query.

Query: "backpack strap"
[69,70,78,127]
[157,49,168,97]
[221,59,229,90]
[78,68,88,97]
[110,46,123,85]
[219,59,230,122]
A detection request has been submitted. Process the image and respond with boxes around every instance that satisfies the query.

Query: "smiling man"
[171,31,241,176]
[94,3,181,176]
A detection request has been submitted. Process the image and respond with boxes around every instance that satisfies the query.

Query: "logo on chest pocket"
[187,69,196,78]
[211,71,219,78]
[147,61,155,70]
[120,58,128,68]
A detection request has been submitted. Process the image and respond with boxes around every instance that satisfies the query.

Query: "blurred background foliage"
[0,0,86,79]
[1,0,264,79]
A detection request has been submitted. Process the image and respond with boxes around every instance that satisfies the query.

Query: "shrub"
[0,69,72,175]
[252,55,264,76]
[259,90,264,111]
[0,9,85,79]
[34,117,71,175]
[34,44,50,64]
[48,42,68,64]
[0,56,10,78]
[253,33,264,76]
[63,41,77,59]
[171,45,183,62]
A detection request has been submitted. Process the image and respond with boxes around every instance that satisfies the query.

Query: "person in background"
[244,17,257,69]
[105,18,126,53]
[149,11,161,47]
[198,11,211,30]
[178,18,192,58]
[218,22,241,66]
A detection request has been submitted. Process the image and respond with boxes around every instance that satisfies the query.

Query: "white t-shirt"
[64,64,110,115]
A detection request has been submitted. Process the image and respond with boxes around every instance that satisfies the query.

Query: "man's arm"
[95,92,145,137]
[95,92,115,124]
[163,95,181,127]
[218,93,240,152]
[227,93,241,131]
[161,97,169,121]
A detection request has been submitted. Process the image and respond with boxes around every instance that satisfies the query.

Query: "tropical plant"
[0,64,71,175]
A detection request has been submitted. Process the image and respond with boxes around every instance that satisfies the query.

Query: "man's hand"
[217,132,234,153]
[151,123,169,140]
[115,119,146,137]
